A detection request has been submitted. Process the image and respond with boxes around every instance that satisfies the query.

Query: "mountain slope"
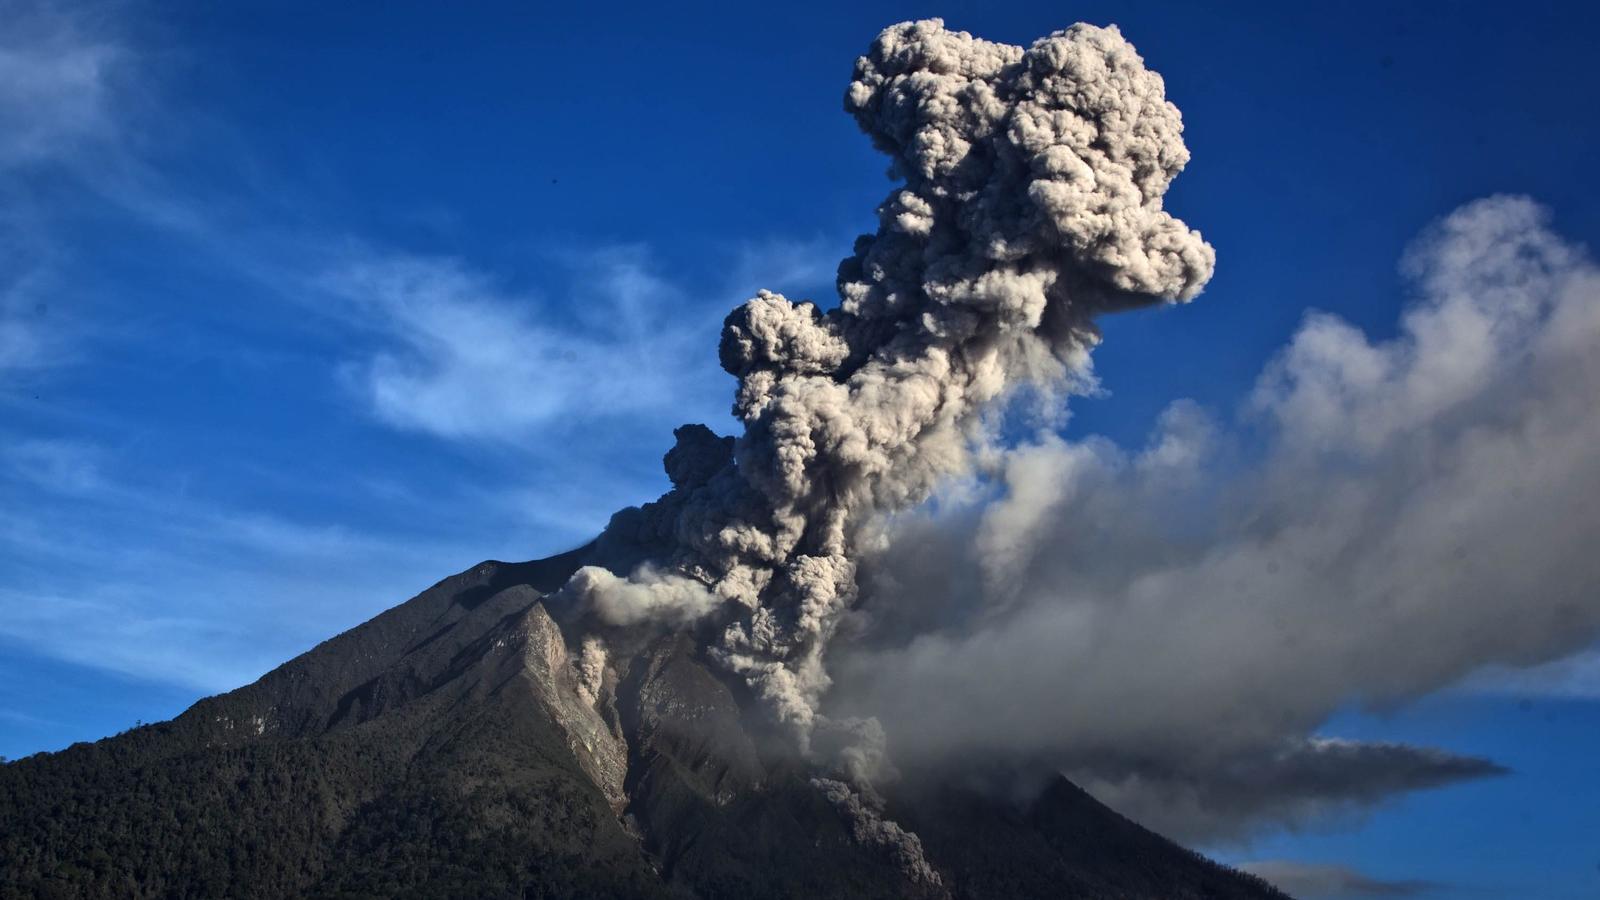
[0,552,1288,899]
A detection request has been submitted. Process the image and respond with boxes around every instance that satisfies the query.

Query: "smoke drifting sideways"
[830,195,1599,843]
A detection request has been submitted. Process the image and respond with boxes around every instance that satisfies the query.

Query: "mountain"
[0,548,1289,899]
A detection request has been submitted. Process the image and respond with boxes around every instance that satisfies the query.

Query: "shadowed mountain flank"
[0,551,1286,900]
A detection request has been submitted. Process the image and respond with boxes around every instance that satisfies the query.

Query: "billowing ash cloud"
[827,195,1600,841]
[556,18,1212,881]
[563,565,719,627]
[579,16,1210,739]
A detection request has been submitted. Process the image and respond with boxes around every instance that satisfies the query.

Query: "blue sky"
[2,1,1597,897]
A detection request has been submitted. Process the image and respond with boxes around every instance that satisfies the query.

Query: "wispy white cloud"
[0,588,264,692]
[0,233,848,693]
[0,1,858,702]
[0,189,85,379]
[0,1,133,380]
[321,248,728,443]
[0,271,61,375]
[0,437,494,692]
[0,1,124,168]
[1,437,104,494]
[318,236,841,449]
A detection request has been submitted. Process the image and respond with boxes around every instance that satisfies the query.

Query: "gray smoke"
[1073,739,1506,845]
[812,776,942,887]
[1236,860,1437,898]
[564,565,719,627]
[828,194,1599,841]
[557,18,1213,879]
[578,16,1210,740]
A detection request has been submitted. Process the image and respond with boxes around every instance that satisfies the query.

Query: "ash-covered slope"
[0,550,1287,900]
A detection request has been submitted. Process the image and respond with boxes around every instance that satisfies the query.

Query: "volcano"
[4,17,1292,900]
[0,543,1286,899]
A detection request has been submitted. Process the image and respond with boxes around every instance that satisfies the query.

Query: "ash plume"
[555,18,1213,880]
[574,16,1210,740]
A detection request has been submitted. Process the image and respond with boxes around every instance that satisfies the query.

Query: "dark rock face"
[0,553,1288,900]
